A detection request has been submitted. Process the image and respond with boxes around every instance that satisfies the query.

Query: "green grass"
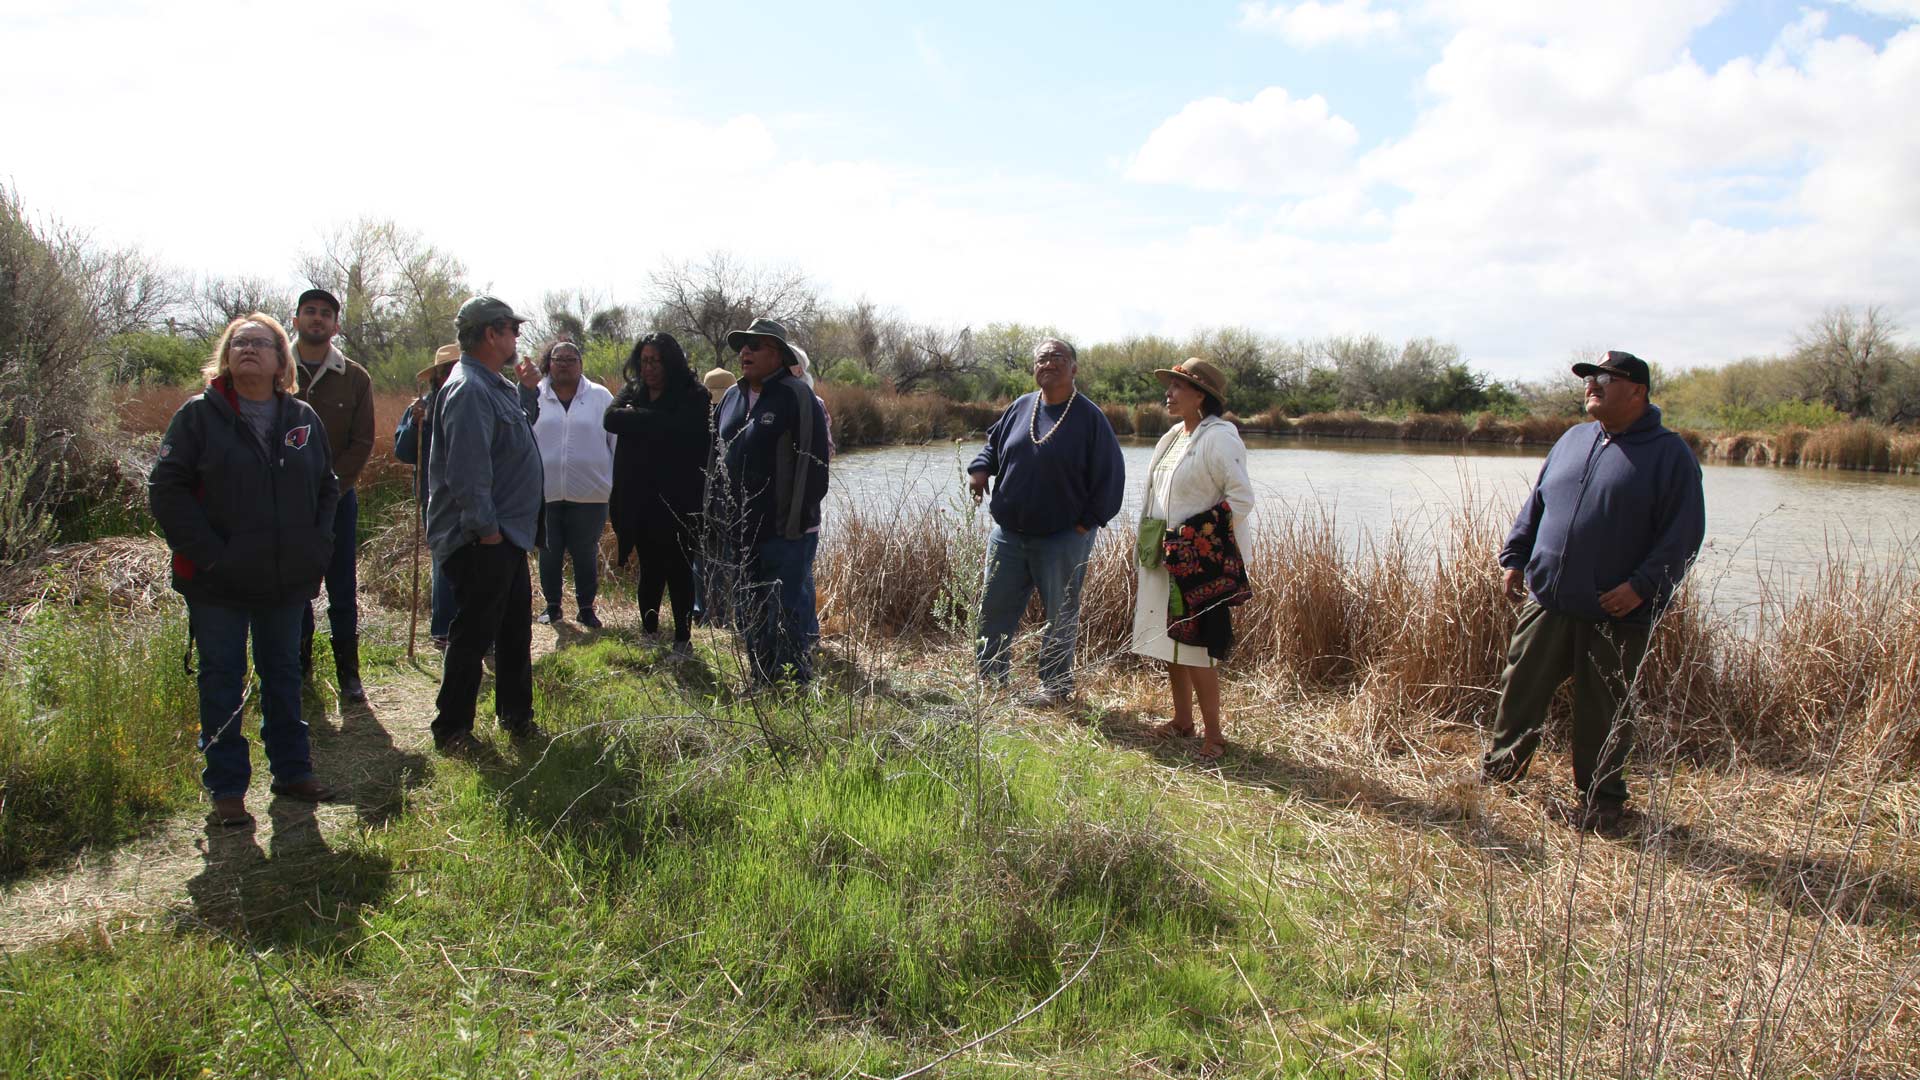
[0,607,200,875]
[0,634,1450,1077]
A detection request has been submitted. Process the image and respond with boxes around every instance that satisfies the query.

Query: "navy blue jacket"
[148,379,340,609]
[1501,404,1705,624]
[968,391,1125,536]
[393,391,433,507]
[713,369,830,548]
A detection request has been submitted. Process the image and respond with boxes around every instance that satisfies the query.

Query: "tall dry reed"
[814,498,1918,774]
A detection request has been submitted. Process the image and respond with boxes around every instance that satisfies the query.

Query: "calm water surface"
[825,436,1920,618]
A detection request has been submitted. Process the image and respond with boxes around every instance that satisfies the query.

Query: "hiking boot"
[537,608,561,625]
[210,797,253,828]
[333,634,365,703]
[577,607,602,629]
[501,717,544,745]
[270,778,337,802]
[436,731,485,757]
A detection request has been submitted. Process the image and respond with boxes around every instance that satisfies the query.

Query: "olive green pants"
[1480,600,1651,808]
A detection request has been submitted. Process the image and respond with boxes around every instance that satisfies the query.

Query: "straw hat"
[415,343,461,383]
[1153,357,1229,405]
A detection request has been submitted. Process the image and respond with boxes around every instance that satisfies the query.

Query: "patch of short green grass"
[0,607,199,875]
[1,635,1453,1077]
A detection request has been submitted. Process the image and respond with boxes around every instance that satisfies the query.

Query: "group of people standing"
[149,292,1703,840]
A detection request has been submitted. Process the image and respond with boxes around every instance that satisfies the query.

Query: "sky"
[3,0,1918,378]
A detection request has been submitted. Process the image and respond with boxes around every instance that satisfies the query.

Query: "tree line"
[5,189,1916,563]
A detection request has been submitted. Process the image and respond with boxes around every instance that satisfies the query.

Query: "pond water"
[824,435,1920,620]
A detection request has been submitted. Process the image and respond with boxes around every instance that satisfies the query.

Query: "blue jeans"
[539,501,609,615]
[191,600,313,800]
[737,533,820,684]
[976,525,1097,696]
[304,487,358,643]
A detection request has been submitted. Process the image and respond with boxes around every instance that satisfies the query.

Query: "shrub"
[104,330,203,385]
[1100,402,1133,436]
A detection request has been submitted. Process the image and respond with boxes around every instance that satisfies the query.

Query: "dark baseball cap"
[1571,350,1650,385]
[296,287,341,315]
[455,295,529,333]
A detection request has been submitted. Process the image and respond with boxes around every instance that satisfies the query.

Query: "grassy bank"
[0,633,1445,1077]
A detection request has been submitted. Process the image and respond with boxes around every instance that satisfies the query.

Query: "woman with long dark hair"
[604,331,712,654]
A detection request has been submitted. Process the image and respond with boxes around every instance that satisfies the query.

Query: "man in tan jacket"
[291,287,375,702]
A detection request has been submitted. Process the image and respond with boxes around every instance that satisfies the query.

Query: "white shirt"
[532,377,617,503]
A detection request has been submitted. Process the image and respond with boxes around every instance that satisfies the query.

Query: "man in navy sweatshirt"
[967,337,1125,705]
[1481,350,1705,835]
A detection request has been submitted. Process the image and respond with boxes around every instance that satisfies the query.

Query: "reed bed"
[815,497,1920,775]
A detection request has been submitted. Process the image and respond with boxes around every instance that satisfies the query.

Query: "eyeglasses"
[1583,373,1614,387]
[230,336,277,353]
[1034,353,1071,366]
[492,321,522,338]
[549,354,582,365]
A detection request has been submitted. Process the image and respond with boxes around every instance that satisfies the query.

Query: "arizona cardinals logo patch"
[284,425,311,450]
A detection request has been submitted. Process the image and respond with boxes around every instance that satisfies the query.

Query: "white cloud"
[1128,88,1359,194]
[1837,0,1920,20]
[1238,0,1400,47]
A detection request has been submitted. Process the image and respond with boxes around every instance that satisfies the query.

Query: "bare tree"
[298,218,470,367]
[888,324,980,394]
[649,252,818,370]
[1794,305,1901,419]
[186,275,296,339]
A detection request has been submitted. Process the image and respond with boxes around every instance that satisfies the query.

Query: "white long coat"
[1130,415,1257,667]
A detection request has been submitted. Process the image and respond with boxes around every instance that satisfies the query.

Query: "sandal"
[1150,719,1196,740]
[1194,738,1228,762]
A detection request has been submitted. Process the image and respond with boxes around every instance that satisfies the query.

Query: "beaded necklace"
[1028,391,1074,447]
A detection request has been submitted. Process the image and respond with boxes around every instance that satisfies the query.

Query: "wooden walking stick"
[406,387,426,660]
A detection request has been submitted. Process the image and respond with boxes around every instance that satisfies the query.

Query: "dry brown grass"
[116,385,420,491]
[815,497,1920,776]
[1802,420,1894,472]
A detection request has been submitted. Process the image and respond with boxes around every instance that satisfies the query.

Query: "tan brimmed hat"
[415,342,461,383]
[1153,357,1229,404]
[702,366,738,392]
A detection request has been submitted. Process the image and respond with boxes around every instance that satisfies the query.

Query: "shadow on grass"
[325,698,430,827]
[1087,704,1548,868]
[1645,819,1920,928]
[182,800,393,952]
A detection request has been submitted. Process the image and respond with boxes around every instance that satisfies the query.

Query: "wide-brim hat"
[1153,357,1229,405]
[702,366,738,392]
[1571,350,1650,385]
[415,342,462,382]
[724,317,796,362]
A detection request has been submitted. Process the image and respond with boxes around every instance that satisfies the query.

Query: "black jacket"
[712,369,830,549]
[148,378,341,609]
[603,377,712,563]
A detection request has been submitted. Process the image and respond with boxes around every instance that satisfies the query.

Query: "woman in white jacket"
[1132,359,1256,760]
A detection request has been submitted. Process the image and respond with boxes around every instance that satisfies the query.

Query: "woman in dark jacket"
[148,314,339,827]
[603,332,712,653]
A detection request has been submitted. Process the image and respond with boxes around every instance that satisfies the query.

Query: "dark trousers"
[304,487,359,642]
[1481,600,1651,807]
[635,526,695,642]
[191,600,312,799]
[538,500,608,615]
[737,533,819,684]
[429,552,455,639]
[434,541,534,744]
